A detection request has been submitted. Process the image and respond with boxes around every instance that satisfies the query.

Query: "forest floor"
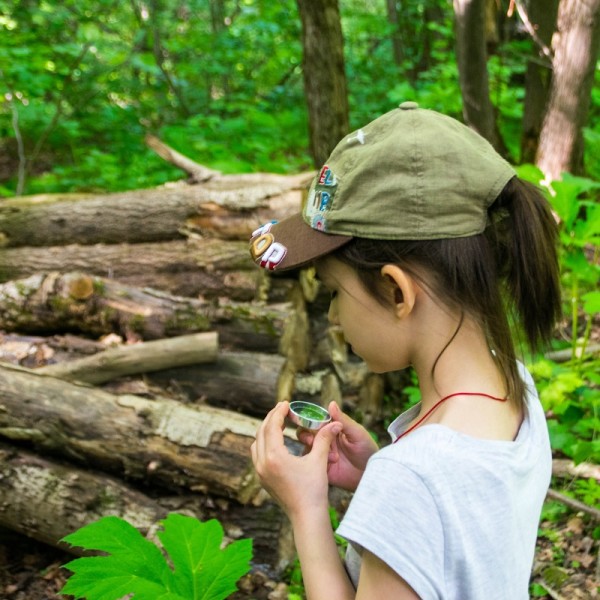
[0,496,597,600]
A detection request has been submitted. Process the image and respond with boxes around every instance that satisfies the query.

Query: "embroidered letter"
[250,232,287,270]
[251,221,276,239]
[260,242,287,270]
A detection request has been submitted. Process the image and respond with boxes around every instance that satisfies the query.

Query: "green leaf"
[156,515,252,600]
[60,515,252,600]
[60,516,178,599]
[581,291,600,315]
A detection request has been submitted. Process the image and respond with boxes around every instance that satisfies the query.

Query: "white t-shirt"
[337,364,551,599]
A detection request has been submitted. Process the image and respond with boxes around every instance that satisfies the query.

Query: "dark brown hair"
[333,177,561,408]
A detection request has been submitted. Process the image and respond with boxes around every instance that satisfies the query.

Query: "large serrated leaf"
[156,514,253,600]
[59,514,252,600]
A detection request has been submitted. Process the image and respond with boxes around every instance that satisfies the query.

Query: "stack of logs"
[0,150,384,582]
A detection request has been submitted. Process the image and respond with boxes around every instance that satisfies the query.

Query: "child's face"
[316,257,410,373]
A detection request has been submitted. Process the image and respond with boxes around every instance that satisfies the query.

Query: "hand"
[251,401,343,518]
[297,401,378,491]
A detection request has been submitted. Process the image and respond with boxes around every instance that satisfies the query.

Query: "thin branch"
[10,99,26,196]
[546,488,600,521]
[511,0,554,62]
[144,134,221,182]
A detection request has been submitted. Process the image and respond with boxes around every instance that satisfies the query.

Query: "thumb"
[311,422,342,458]
[328,401,362,438]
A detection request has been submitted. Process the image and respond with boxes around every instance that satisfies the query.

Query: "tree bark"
[0,272,290,351]
[0,443,294,574]
[536,0,600,180]
[453,0,507,155]
[520,0,559,162]
[0,173,311,248]
[296,0,349,166]
[0,363,289,504]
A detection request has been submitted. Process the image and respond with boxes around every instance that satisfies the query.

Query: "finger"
[311,421,343,462]
[255,401,287,457]
[261,401,290,450]
[328,401,363,440]
[296,428,315,446]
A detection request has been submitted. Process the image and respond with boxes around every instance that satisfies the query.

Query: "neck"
[411,311,507,410]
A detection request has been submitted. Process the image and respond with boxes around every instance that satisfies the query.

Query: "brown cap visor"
[253,213,353,272]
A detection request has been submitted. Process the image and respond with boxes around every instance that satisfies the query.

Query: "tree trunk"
[536,0,600,180]
[453,0,507,155]
[386,0,404,68]
[0,173,311,247]
[520,0,559,162]
[0,363,293,504]
[0,443,294,575]
[296,0,349,166]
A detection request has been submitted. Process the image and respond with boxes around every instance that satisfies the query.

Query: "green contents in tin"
[299,406,327,421]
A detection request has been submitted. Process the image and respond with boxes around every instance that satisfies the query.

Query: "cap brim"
[266,213,353,272]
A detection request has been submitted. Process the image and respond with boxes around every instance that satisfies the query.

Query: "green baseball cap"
[249,102,516,272]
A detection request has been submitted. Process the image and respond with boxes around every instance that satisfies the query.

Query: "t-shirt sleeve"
[336,455,445,600]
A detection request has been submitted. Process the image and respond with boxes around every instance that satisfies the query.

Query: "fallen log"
[0,173,311,248]
[0,272,291,350]
[0,239,296,300]
[148,351,284,415]
[0,363,277,504]
[37,332,218,385]
[0,443,294,575]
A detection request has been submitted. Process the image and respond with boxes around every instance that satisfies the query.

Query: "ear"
[380,264,417,319]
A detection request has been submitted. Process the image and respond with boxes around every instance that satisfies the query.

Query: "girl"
[249,102,560,599]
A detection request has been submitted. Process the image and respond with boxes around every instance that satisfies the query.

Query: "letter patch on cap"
[305,166,338,233]
[318,165,337,186]
[249,222,287,270]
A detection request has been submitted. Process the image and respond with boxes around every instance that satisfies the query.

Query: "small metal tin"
[288,401,331,431]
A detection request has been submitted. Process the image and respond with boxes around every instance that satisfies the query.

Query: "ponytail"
[487,177,561,354]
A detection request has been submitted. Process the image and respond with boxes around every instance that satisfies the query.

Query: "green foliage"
[2,0,599,195]
[59,514,252,600]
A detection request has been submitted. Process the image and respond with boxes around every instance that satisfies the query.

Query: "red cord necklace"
[394,391,507,443]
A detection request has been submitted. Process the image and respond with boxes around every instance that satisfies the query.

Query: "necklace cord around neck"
[393,392,508,443]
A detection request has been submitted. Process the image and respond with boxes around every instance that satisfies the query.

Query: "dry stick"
[545,343,600,363]
[37,331,218,385]
[546,489,600,521]
[145,134,221,182]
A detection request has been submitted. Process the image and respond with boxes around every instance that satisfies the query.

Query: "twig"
[510,0,554,63]
[546,488,600,521]
[544,343,600,363]
[9,97,26,196]
[145,134,221,182]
